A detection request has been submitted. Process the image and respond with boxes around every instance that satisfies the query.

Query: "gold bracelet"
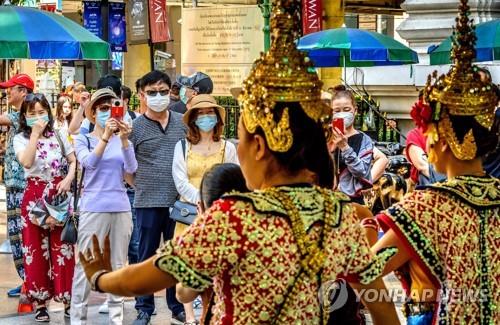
[101,138,109,143]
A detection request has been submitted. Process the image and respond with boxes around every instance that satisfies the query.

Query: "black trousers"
[134,207,184,316]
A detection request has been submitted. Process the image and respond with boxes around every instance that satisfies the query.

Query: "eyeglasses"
[24,93,46,102]
[145,89,170,96]
[96,104,111,112]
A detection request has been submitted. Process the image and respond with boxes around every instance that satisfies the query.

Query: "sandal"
[183,321,199,325]
[64,305,70,318]
[35,307,50,322]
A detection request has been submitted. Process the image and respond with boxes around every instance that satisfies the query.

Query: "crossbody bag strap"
[73,135,90,211]
[53,130,66,159]
[221,140,226,163]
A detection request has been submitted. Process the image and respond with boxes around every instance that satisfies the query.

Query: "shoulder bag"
[170,139,198,225]
[61,135,90,244]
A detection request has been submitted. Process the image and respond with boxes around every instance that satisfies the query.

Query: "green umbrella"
[297,27,419,67]
[429,19,500,65]
[0,5,110,60]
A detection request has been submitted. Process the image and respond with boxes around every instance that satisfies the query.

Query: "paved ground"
[0,185,404,324]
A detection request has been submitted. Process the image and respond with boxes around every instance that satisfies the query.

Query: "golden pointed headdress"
[424,0,498,160]
[238,0,331,152]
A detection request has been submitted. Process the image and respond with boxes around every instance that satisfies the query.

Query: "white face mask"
[333,112,355,128]
[146,93,170,112]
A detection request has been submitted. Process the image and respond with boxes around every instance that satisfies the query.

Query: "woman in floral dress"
[14,93,77,322]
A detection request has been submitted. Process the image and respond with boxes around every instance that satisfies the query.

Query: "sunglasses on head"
[145,89,170,96]
[25,93,46,102]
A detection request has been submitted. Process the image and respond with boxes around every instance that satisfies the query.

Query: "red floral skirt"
[21,177,75,304]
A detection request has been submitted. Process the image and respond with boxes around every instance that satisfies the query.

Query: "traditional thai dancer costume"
[377,1,499,323]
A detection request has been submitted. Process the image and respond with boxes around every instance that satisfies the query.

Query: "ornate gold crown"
[238,0,332,152]
[424,0,498,160]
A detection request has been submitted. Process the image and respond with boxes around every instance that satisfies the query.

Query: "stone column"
[397,0,500,62]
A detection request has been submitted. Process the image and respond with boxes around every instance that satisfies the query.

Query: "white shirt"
[13,131,74,181]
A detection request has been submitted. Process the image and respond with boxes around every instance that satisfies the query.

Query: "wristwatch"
[90,270,109,293]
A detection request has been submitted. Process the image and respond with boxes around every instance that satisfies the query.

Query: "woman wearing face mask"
[55,95,73,134]
[13,93,77,322]
[70,88,138,325]
[171,94,238,325]
[329,85,374,204]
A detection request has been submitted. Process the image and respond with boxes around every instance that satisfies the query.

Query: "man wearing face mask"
[128,70,187,325]
[168,72,214,114]
[328,85,374,205]
[0,74,34,298]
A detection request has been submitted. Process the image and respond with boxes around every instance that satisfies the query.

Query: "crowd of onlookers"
[0,66,497,325]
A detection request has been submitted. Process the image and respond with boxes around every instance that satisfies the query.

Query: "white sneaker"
[98,303,109,314]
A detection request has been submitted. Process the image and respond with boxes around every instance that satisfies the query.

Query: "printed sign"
[83,1,102,38]
[109,2,127,52]
[181,6,264,95]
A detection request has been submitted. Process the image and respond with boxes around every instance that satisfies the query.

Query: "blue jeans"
[127,189,139,264]
[6,187,25,280]
[134,207,184,316]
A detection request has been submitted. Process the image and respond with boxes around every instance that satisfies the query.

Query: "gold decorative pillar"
[320,0,344,88]
[123,44,151,90]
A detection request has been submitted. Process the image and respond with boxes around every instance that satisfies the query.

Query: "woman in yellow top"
[172,94,238,324]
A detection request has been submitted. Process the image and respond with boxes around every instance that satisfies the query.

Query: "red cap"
[0,74,34,91]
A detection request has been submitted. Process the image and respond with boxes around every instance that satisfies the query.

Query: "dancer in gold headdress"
[368,1,499,324]
[76,0,400,324]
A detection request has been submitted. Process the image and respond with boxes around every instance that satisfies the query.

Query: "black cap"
[97,74,122,97]
[176,72,213,94]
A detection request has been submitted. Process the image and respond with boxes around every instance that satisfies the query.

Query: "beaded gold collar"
[225,186,350,231]
[423,175,500,208]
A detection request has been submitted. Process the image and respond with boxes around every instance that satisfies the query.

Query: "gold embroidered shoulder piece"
[225,187,351,230]
[423,175,500,208]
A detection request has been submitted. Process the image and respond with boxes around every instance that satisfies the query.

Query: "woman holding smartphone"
[70,88,138,325]
[328,85,374,205]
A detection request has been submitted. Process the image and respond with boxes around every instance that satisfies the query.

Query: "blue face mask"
[26,115,49,127]
[180,87,189,104]
[195,114,218,132]
[97,110,110,128]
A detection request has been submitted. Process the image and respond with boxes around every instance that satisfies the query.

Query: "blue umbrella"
[429,19,500,65]
[0,5,110,60]
[297,27,419,67]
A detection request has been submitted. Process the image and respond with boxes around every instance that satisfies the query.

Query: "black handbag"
[61,135,89,244]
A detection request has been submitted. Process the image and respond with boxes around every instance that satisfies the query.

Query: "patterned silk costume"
[378,176,500,324]
[156,186,396,324]
[376,0,500,324]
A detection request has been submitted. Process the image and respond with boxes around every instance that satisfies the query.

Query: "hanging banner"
[83,1,102,38]
[149,0,171,43]
[109,2,127,52]
[128,0,150,44]
[302,0,322,35]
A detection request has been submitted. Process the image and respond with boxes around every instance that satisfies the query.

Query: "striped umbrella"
[429,19,500,65]
[297,27,419,67]
[0,5,110,60]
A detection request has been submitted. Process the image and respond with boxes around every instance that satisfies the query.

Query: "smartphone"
[332,118,345,134]
[111,99,124,120]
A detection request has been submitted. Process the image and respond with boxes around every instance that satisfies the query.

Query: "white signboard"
[181,6,264,96]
